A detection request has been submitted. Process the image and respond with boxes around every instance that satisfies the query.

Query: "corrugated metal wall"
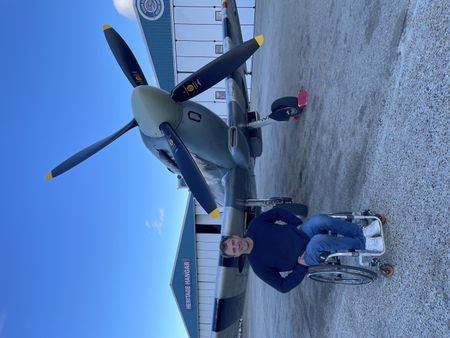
[196,233,221,337]
[194,199,222,337]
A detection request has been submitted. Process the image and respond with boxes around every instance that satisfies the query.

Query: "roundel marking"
[138,0,164,21]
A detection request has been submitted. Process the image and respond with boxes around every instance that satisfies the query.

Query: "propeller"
[171,35,264,102]
[47,24,264,219]
[103,25,148,87]
[159,123,220,218]
[46,119,138,180]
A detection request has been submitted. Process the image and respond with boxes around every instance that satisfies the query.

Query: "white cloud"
[145,208,165,235]
[113,0,137,21]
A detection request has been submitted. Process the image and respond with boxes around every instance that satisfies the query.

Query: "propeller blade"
[171,35,264,102]
[159,122,220,218]
[46,119,138,180]
[103,25,148,87]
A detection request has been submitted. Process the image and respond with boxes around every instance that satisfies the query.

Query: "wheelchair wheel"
[307,264,377,285]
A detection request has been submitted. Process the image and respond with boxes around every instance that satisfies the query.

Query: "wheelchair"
[306,210,394,285]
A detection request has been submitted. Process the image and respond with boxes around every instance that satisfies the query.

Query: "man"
[220,207,383,293]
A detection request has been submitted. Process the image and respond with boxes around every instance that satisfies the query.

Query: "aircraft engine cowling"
[132,86,182,137]
[175,101,237,170]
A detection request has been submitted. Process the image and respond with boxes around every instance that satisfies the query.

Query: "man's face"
[223,235,247,257]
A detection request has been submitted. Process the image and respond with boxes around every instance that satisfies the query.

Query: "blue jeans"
[301,215,366,265]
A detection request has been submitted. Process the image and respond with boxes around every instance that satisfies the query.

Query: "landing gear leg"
[246,90,308,129]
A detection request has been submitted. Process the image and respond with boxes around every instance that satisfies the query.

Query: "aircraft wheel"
[269,97,302,121]
[271,96,301,115]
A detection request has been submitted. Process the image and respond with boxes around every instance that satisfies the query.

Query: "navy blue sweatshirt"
[245,208,310,293]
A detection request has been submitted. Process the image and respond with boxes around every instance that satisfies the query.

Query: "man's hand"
[298,252,308,266]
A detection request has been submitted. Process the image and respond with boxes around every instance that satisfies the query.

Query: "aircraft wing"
[211,1,262,337]
[223,0,252,127]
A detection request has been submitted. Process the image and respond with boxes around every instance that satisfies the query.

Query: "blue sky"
[0,1,189,337]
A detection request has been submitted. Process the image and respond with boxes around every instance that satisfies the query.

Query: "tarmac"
[243,1,449,337]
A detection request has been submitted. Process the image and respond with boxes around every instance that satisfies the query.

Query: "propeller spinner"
[46,25,264,219]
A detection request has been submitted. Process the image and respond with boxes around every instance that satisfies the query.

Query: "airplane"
[46,0,308,336]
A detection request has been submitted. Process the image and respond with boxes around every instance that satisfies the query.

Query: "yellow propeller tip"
[255,34,264,46]
[103,24,112,30]
[45,172,53,181]
[209,208,221,219]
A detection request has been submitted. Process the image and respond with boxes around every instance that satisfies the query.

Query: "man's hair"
[219,236,234,258]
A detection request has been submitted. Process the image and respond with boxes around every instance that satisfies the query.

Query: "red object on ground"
[298,90,308,108]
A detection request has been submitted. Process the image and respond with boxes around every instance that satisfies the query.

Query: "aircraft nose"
[131,85,182,137]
